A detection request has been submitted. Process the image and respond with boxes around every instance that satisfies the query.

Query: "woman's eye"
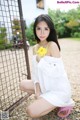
[36,27,41,30]
[36,27,49,31]
[45,28,48,30]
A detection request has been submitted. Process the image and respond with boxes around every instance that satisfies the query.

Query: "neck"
[39,40,48,47]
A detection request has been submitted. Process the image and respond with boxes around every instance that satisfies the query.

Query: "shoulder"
[33,44,39,55]
[48,41,59,50]
[48,41,60,57]
[49,41,57,47]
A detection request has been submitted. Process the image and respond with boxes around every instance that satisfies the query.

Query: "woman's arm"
[32,45,41,98]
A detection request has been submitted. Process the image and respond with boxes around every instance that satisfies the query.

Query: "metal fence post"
[18,0,31,79]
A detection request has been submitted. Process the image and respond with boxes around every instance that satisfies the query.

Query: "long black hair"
[33,14,60,51]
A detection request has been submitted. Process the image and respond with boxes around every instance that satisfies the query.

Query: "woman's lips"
[40,36,45,38]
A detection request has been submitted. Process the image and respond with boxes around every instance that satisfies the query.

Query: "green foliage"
[48,5,80,38]
[56,25,66,38]
[29,39,37,46]
[0,27,12,50]
[71,32,80,38]
[25,23,36,45]
[0,45,5,50]
[12,19,22,39]
[0,44,13,50]
[0,39,6,44]
[0,27,7,44]
[65,20,79,28]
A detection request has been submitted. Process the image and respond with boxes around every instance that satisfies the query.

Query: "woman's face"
[36,21,50,41]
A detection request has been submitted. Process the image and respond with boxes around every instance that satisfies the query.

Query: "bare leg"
[19,80,35,95]
[26,97,56,118]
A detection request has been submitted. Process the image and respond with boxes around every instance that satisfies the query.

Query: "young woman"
[19,14,75,119]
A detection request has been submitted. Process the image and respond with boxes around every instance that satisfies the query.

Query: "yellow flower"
[36,47,47,57]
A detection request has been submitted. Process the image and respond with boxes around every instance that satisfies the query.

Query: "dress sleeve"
[31,56,39,84]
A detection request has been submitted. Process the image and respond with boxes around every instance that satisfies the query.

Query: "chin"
[40,38,46,41]
[40,39,45,41]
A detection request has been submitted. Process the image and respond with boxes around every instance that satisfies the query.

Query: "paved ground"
[8,39,80,120]
[59,39,80,102]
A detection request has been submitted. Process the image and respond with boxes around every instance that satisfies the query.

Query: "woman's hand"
[35,91,41,99]
[35,83,41,99]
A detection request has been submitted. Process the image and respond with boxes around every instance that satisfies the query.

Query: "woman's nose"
[41,30,44,34]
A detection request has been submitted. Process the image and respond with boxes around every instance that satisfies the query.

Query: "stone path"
[59,39,80,102]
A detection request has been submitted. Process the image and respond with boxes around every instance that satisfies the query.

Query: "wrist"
[35,83,41,94]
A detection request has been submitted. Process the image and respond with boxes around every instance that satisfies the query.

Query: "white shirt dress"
[32,55,75,107]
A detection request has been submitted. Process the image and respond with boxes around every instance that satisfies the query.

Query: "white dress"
[32,55,75,107]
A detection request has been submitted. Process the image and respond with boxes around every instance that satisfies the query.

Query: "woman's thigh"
[19,80,35,92]
[26,97,56,118]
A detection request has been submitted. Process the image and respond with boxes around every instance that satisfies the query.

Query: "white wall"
[21,0,48,26]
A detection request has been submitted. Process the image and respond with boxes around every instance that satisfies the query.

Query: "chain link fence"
[0,0,31,114]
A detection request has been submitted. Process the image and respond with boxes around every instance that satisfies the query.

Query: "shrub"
[72,32,80,38]
[0,44,13,50]
[0,45,5,50]
[29,39,37,46]
[0,39,6,44]
[26,22,36,45]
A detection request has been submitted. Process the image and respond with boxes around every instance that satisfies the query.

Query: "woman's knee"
[19,80,35,93]
[19,80,26,91]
